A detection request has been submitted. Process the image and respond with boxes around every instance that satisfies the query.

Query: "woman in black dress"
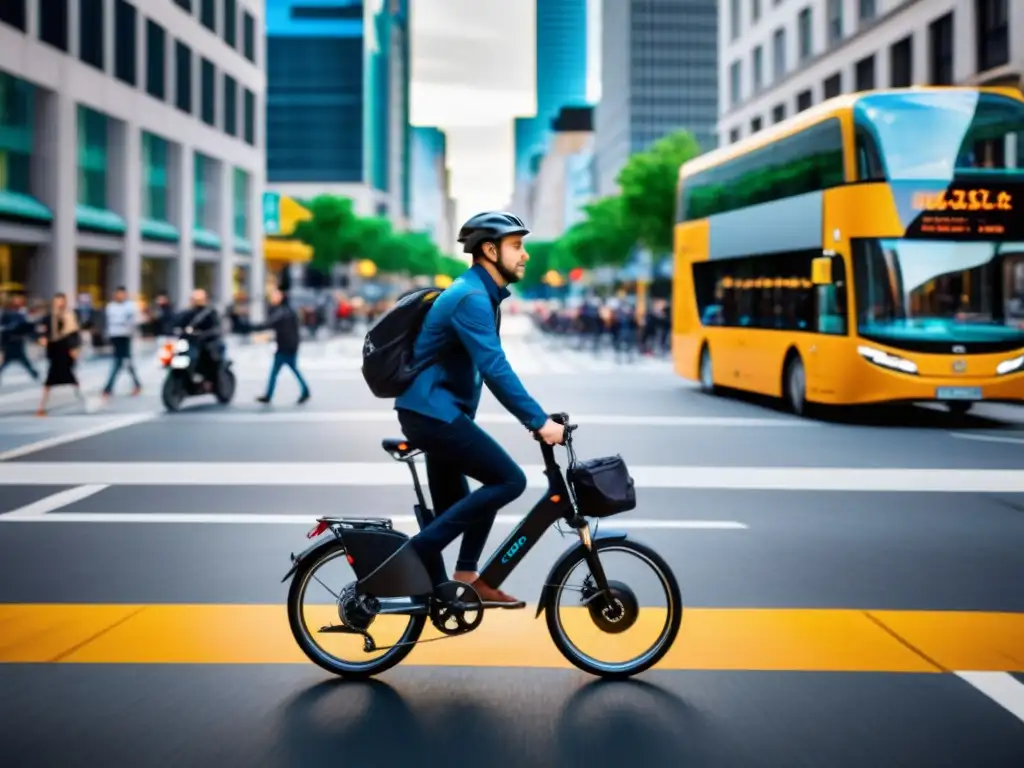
[36,292,85,416]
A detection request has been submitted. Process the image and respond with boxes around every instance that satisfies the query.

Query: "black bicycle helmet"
[457,211,530,254]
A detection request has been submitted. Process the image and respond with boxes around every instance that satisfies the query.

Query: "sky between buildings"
[409,0,602,235]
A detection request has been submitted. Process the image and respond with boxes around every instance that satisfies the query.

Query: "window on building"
[173,0,191,11]
[976,0,1009,72]
[224,74,237,136]
[175,41,192,114]
[0,0,26,31]
[201,59,215,126]
[79,0,105,71]
[729,128,740,144]
[141,131,170,222]
[243,11,255,62]
[0,72,35,195]
[772,103,786,123]
[233,168,248,239]
[826,0,842,46]
[146,20,166,100]
[750,116,763,133]
[200,0,215,31]
[77,105,108,209]
[772,27,786,81]
[193,153,211,229]
[751,0,761,23]
[797,7,812,62]
[858,0,876,23]
[243,88,255,145]
[38,0,69,51]
[223,0,237,47]
[729,60,742,107]
[823,72,842,98]
[890,36,912,87]
[855,55,875,90]
[796,89,812,112]
[752,46,764,92]
[114,0,137,87]
[730,0,740,40]
[929,13,954,85]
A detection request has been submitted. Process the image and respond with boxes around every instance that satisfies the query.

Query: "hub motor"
[338,582,379,632]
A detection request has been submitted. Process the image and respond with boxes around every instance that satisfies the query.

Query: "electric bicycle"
[283,413,683,680]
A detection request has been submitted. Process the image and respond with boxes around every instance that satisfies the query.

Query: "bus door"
[807,252,850,394]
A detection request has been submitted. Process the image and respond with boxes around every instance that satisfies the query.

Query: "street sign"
[262,192,280,235]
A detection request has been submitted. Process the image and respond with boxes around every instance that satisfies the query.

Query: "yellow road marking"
[0,604,1021,671]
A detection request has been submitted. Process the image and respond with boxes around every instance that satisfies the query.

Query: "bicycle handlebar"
[530,412,578,446]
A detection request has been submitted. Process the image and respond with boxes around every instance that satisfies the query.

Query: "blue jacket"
[395,264,548,430]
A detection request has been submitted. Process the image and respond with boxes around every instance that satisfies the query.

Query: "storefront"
[76,251,110,307]
[141,257,174,301]
[193,262,215,295]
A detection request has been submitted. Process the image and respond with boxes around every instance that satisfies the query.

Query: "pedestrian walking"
[36,292,85,416]
[101,285,142,399]
[253,287,310,405]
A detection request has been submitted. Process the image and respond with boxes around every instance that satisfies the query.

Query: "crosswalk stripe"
[0,463,1018,491]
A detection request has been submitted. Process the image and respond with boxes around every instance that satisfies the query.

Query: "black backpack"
[361,287,443,398]
[361,285,502,399]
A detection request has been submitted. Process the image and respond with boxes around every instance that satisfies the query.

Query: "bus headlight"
[857,345,918,375]
[996,355,1024,376]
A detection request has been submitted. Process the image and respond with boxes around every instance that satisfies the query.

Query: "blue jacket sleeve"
[450,292,548,430]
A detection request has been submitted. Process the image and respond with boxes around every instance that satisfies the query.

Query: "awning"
[264,237,311,264]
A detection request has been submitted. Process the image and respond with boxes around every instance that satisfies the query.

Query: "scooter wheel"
[161,377,185,412]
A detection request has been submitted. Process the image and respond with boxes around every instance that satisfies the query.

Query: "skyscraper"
[266,0,410,221]
[411,126,454,251]
[594,0,718,196]
[513,0,589,185]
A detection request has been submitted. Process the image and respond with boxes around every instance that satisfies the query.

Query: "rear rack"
[318,517,394,531]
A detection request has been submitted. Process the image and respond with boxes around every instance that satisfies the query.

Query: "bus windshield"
[855,91,1024,181]
[852,238,1024,353]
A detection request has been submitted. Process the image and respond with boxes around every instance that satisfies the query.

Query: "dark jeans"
[265,350,310,398]
[0,347,38,381]
[397,409,527,584]
[103,336,140,394]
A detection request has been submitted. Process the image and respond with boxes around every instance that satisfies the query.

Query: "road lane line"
[1,484,110,518]
[157,411,815,427]
[949,432,1024,445]
[1,605,1020,670]
[956,672,1024,725]
[0,512,746,528]
[1,463,1022,491]
[0,413,156,461]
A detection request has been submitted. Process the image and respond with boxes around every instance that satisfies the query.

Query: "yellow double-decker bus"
[673,86,1024,416]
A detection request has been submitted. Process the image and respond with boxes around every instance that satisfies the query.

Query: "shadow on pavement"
[699,387,1022,431]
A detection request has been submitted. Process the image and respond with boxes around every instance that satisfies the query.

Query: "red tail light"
[306,521,328,539]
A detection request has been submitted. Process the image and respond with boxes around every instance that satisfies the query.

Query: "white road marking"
[0,463,1020,491]
[0,512,747,528]
[0,413,156,461]
[949,432,1024,445]
[955,672,1024,725]
[156,411,813,427]
[1,484,110,518]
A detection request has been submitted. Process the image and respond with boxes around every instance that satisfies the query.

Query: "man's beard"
[495,260,523,284]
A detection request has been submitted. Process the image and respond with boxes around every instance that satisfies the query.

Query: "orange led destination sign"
[911,188,1013,213]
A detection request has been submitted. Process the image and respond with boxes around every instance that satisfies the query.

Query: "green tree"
[553,196,636,271]
[437,255,469,279]
[616,130,702,254]
[292,195,360,273]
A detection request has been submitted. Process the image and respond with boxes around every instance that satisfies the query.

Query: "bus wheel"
[699,346,716,394]
[784,355,808,416]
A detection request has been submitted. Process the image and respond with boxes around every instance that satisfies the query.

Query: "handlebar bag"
[567,455,637,518]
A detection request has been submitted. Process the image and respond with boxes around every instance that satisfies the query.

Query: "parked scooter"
[158,327,237,412]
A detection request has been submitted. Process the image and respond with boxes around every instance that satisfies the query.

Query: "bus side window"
[817,255,848,334]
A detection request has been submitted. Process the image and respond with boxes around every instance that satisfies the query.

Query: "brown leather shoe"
[470,579,525,609]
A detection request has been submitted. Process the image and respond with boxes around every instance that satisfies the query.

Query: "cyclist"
[395,211,565,608]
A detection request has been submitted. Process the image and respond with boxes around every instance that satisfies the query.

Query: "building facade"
[594,0,719,196]
[513,0,588,188]
[526,106,593,241]
[265,0,410,223]
[410,125,455,254]
[718,0,1024,145]
[0,0,266,311]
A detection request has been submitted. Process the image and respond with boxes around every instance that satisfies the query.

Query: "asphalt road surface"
[2,325,1024,767]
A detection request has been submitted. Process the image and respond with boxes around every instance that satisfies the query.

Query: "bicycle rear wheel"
[543,537,682,679]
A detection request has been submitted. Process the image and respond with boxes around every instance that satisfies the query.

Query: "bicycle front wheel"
[543,537,682,679]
